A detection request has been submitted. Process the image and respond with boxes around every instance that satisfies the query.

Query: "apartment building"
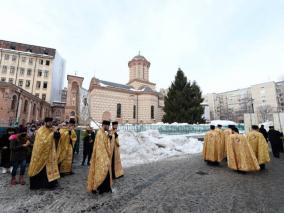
[204,81,284,123]
[0,40,65,103]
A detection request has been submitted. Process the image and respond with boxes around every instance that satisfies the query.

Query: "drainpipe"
[15,89,23,125]
[136,93,138,124]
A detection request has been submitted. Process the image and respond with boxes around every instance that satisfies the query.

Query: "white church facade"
[65,54,165,124]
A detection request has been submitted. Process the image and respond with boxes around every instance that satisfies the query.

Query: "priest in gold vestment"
[203,125,225,165]
[246,125,270,170]
[110,121,124,179]
[57,119,77,176]
[223,125,234,158]
[28,117,60,189]
[87,120,112,194]
[227,127,260,173]
[215,124,226,159]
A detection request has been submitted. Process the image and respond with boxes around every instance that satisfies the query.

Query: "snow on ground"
[119,130,203,168]
[210,120,237,126]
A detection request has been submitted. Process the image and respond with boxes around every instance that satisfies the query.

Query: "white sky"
[0,0,283,94]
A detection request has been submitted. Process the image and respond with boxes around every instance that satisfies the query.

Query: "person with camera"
[26,124,37,163]
[82,127,95,166]
[10,130,30,185]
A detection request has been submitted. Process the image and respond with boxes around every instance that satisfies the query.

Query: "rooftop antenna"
[138,50,140,56]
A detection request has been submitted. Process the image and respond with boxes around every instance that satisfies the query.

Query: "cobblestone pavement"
[0,153,284,213]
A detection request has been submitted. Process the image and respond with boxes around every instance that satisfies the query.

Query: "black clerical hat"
[112,121,118,125]
[102,120,110,125]
[69,118,76,125]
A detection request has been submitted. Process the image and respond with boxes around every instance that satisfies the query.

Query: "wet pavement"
[0,153,284,213]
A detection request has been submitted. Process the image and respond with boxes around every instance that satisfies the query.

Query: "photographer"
[82,127,96,166]
[26,125,36,163]
[10,131,30,185]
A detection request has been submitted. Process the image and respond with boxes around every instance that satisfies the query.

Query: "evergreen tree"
[162,68,204,123]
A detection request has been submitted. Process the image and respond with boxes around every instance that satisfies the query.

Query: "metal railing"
[118,124,245,135]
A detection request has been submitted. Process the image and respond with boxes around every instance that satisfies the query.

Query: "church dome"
[128,52,150,67]
[132,54,147,61]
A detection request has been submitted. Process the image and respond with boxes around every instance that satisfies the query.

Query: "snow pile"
[90,121,100,129]
[119,130,203,168]
[210,120,237,126]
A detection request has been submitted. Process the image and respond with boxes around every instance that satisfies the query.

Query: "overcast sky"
[0,0,284,94]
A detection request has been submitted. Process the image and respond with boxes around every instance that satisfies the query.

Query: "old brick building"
[0,40,65,104]
[0,82,51,126]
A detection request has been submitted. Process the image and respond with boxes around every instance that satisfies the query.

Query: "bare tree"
[257,104,273,122]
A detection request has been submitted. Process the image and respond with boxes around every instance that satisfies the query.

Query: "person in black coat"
[280,132,284,153]
[268,126,282,158]
[0,128,16,174]
[82,128,96,166]
[10,132,30,185]
[259,125,268,142]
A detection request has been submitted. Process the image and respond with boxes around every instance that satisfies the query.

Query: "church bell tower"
[128,52,151,83]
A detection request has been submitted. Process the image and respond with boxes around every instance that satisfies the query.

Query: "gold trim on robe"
[58,128,77,174]
[110,130,124,178]
[246,130,270,165]
[215,128,226,159]
[223,128,233,157]
[87,128,112,192]
[203,130,224,162]
[28,126,60,182]
[227,134,260,172]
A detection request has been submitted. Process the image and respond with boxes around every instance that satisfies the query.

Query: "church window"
[117,103,121,118]
[151,105,154,119]
[11,95,17,110]
[23,100,28,113]
[32,103,36,115]
[133,105,136,119]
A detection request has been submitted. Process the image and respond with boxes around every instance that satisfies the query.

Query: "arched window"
[151,105,154,119]
[56,110,61,116]
[32,103,36,115]
[23,100,28,113]
[40,107,43,118]
[133,105,136,119]
[11,95,17,110]
[117,103,121,118]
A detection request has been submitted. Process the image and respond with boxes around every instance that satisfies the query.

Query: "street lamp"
[248,98,254,129]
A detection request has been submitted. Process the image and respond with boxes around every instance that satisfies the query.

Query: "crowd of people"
[203,124,284,173]
[0,117,124,194]
[1,118,283,193]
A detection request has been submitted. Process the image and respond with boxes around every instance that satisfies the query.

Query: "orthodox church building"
[65,54,165,124]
